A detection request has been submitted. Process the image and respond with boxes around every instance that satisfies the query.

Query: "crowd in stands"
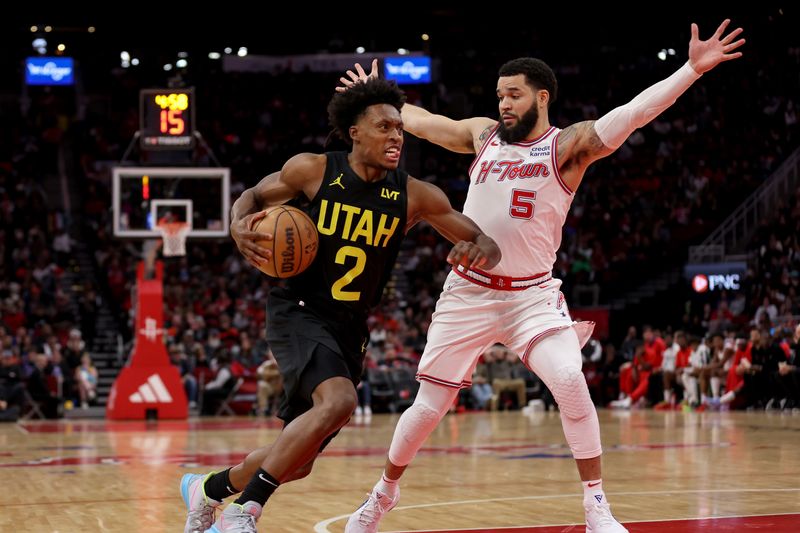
[0,92,103,420]
[1,19,799,419]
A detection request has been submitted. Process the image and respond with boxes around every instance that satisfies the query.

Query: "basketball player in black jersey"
[180,78,501,533]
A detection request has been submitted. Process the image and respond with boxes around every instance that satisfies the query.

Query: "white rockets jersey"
[462,125,573,277]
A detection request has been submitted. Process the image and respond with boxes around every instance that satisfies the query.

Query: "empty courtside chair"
[215,377,244,416]
[367,367,397,413]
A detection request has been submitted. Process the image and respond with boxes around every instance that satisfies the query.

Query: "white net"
[156,222,191,257]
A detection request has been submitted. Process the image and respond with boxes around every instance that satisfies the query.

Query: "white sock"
[375,471,399,498]
[720,390,736,404]
[583,479,605,504]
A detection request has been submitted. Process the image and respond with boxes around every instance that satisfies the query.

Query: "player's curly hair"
[499,58,558,106]
[328,78,406,144]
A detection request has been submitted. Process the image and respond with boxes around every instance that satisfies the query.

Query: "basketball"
[251,205,318,278]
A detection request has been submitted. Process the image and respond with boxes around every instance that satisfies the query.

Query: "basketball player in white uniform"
[339,19,744,533]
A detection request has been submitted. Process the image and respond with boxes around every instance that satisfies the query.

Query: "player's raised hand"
[336,59,379,92]
[688,19,744,74]
[230,211,272,269]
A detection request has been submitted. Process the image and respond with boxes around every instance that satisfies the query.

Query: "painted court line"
[313,489,800,532]
[381,511,800,532]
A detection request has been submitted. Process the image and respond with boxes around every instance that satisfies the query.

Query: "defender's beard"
[497,105,539,144]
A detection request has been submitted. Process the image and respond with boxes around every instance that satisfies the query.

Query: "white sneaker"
[355,406,364,417]
[180,473,221,533]
[609,397,632,409]
[585,499,628,532]
[344,488,399,533]
[215,501,262,533]
[364,406,372,416]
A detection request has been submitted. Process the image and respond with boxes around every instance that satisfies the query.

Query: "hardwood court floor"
[1,409,799,532]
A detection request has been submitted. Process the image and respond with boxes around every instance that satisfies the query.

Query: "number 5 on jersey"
[510,189,536,219]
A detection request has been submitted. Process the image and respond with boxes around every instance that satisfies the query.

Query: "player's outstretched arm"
[556,19,744,190]
[337,59,496,154]
[407,177,501,269]
[403,105,497,155]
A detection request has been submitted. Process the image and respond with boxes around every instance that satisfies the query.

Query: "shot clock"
[139,88,196,150]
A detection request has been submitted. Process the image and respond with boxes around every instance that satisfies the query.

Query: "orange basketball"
[251,205,318,278]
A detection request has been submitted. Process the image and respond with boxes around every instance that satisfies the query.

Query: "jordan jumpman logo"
[329,173,345,189]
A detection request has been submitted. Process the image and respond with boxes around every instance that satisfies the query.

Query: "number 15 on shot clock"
[139,88,196,150]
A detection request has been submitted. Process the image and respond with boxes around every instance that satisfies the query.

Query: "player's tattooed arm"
[556,121,612,165]
[554,120,614,190]
[474,125,495,152]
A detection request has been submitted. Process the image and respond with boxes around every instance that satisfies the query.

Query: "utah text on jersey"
[317,199,400,247]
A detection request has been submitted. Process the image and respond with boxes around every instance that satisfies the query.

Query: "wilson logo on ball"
[280,226,296,274]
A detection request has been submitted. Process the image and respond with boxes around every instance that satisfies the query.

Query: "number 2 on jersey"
[509,189,536,219]
[331,246,367,301]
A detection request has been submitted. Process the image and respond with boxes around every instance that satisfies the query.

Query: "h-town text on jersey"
[475,159,551,184]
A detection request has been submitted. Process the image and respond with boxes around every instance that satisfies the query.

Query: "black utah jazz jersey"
[287,151,408,317]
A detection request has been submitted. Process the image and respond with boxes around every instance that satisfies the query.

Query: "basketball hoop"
[156,221,191,257]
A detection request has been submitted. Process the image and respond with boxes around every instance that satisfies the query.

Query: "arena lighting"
[237,47,248,57]
[88,26,95,33]
[178,51,188,58]
[658,49,667,61]
[176,59,188,68]
[397,48,409,55]
[208,52,221,60]
[421,33,430,41]
[223,47,232,54]
[30,25,38,32]
[356,46,366,54]
[131,58,139,66]
[163,64,173,71]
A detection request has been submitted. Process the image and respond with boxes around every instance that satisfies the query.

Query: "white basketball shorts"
[416,271,594,389]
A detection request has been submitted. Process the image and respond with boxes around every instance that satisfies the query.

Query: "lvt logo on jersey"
[475,159,550,184]
[381,187,399,201]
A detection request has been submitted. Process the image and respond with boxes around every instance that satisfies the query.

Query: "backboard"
[113,167,230,238]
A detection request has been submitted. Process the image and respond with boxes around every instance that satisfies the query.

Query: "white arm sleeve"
[594,61,702,149]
